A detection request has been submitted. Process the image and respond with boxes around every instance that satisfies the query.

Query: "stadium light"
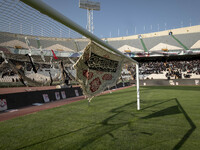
[79,0,100,34]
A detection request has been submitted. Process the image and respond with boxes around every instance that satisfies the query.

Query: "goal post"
[136,64,140,110]
[1,0,140,110]
[20,0,140,110]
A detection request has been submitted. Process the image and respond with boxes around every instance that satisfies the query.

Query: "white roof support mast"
[87,9,93,33]
[79,0,100,34]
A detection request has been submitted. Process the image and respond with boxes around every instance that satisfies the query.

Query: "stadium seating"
[139,60,200,79]
[75,39,90,51]
[108,38,144,51]
[173,32,200,50]
[143,35,184,51]
[1,28,200,53]
[0,25,200,85]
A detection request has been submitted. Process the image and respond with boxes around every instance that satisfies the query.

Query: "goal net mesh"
[0,0,135,88]
[0,0,91,86]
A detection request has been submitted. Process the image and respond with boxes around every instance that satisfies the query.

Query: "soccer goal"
[0,0,140,110]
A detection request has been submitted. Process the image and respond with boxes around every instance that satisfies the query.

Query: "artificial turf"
[0,86,200,150]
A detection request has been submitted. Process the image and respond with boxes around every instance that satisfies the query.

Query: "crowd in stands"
[1,55,200,81]
[139,59,200,79]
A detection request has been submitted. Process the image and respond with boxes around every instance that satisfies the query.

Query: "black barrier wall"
[140,79,200,86]
[0,82,131,111]
[0,87,83,110]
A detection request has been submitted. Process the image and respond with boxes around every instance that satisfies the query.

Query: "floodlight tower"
[79,0,100,34]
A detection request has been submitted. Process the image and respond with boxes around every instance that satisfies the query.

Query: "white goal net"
[0,0,140,109]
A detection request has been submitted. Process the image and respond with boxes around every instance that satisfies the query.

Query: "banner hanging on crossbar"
[74,41,124,100]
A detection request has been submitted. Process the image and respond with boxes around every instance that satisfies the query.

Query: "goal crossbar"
[20,0,140,110]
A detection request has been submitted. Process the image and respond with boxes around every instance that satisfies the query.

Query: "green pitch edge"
[140,38,148,52]
[171,34,189,50]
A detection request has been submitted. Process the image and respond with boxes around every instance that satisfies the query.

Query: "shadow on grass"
[141,98,196,150]
[17,98,196,150]
[16,101,137,150]
[99,88,136,98]
[142,105,181,119]
[16,124,95,150]
[173,98,196,150]
[78,101,137,150]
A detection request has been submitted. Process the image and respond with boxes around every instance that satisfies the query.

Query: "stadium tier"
[0,25,200,85]
[108,38,144,51]
[1,25,200,57]
[172,32,200,50]
[142,35,184,51]
[0,32,89,53]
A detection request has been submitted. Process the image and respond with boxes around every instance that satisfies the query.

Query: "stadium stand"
[108,38,144,51]
[0,32,83,51]
[143,35,184,51]
[138,59,200,80]
[75,39,90,51]
[173,32,200,50]
[0,25,200,87]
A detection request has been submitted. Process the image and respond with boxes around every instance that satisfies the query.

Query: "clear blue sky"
[43,0,200,38]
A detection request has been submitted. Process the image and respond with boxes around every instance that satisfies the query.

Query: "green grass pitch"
[0,86,200,150]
